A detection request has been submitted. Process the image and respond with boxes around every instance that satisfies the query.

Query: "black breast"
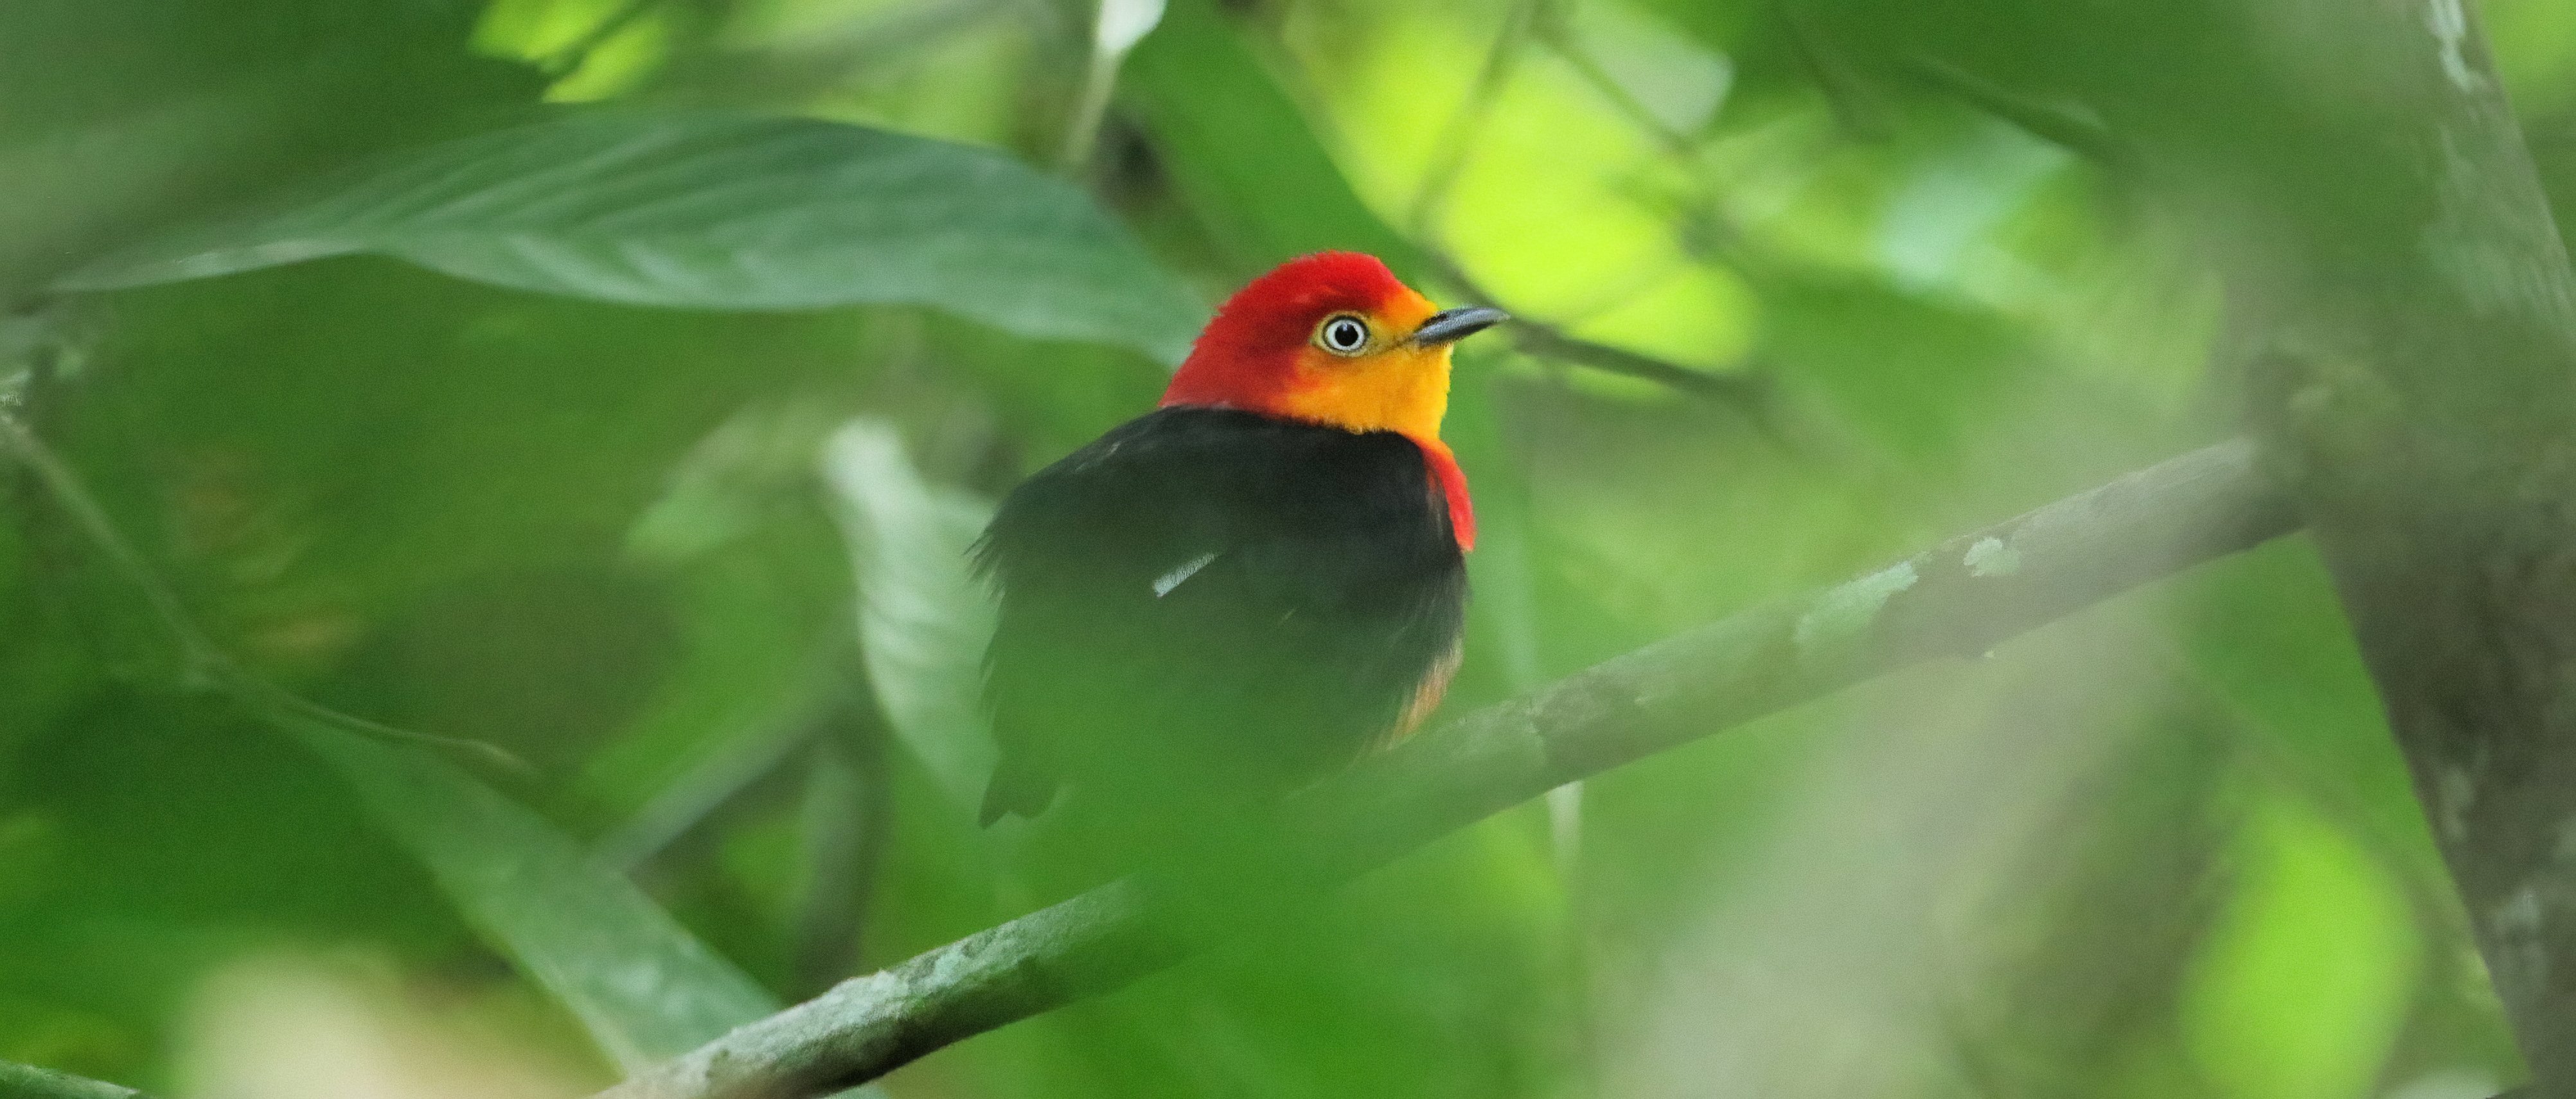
[975,406,1468,827]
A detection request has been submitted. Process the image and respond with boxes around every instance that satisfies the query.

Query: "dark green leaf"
[289,720,779,1072]
[59,111,1202,364]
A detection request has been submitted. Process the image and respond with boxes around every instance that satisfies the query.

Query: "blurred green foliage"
[0,0,2553,1096]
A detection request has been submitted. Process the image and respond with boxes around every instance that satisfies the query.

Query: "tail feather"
[977,747,1060,826]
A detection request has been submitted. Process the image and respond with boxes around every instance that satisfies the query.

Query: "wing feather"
[973,407,1466,824]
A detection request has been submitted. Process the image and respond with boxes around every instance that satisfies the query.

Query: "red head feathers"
[1159,252,1506,550]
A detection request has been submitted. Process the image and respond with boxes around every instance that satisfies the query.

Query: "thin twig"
[1537,6,1696,158]
[1777,2,1891,141]
[1058,49,1124,173]
[1506,319,1769,401]
[599,438,2300,1099]
[1407,0,1543,235]
[594,652,850,872]
[9,336,78,633]
[1904,55,2126,168]
[0,412,217,673]
[1419,251,1768,403]
[0,412,526,772]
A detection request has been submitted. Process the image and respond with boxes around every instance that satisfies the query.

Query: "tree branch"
[0,1059,149,1099]
[600,437,2299,1099]
[2092,0,2576,1087]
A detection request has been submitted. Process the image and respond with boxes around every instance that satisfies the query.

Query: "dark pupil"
[1328,319,1364,349]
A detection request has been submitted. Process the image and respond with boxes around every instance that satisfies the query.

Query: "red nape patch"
[1161,252,1410,411]
[1415,438,1476,552]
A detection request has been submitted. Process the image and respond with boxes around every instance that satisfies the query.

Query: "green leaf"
[1124,0,1423,272]
[287,719,779,1073]
[58,110,1203,364]
[819,420,997,808]
[2183,787,2419,1099]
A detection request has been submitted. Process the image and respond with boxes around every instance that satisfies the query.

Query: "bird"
[972,251,1507,842]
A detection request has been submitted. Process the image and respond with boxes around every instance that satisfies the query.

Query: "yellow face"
[1270,287,1453,443]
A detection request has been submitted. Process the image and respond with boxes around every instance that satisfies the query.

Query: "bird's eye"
[1315,314,1372,356]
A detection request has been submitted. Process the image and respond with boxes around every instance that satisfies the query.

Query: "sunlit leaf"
[1874,117,2070,295]
[2485,0,2576,114]
[1126,0,1423,270]
[58,111,1203,364]
[819,420,997,807]
[1096,0,1168,57]
[1558,0,1734,137]
[2183,788,2419,1099]
[2186,541,2437,868]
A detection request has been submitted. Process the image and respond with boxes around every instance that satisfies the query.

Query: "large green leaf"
[57,111,1203,364]
[289,719,779,1074]
[819,420,997,808]
[303,721,889,1096]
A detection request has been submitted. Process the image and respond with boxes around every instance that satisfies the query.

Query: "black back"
[975,406,1468,831]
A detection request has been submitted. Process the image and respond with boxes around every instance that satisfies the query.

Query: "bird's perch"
[599,437,2299,1099]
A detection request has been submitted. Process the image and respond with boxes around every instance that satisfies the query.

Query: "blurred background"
[0,0,2555,1096]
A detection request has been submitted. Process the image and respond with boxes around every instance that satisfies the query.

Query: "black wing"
[975,406,1466,825]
